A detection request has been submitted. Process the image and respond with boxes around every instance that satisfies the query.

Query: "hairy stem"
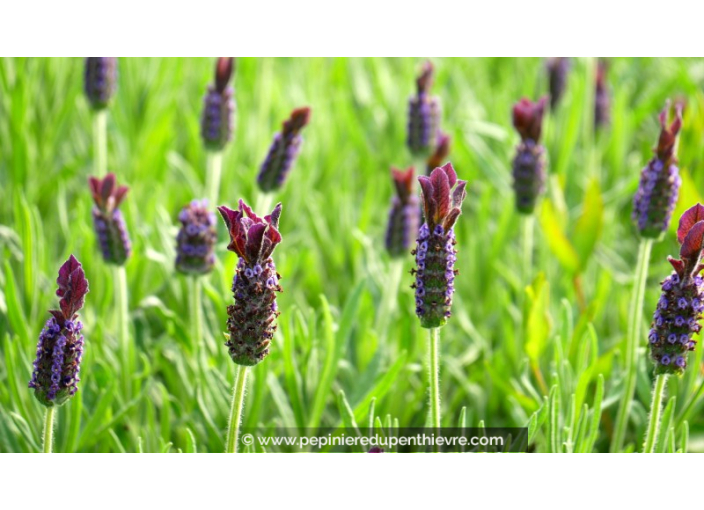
[428,328,441,429]
[521,214,535,284]
[643,373,669,453]
[42,406,55,453]
[114,265,131,397]
[255,192,274,217]
[611,238,653,452]
[189,276,206,370]
[93,109,108,177]
[225,365,249,453]
[205,150,223,206]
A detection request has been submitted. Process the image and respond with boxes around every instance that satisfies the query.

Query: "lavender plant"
[176,199,217,275]
[512,97,547,283]
[425,132,451,176]
[594,60,610,130]
[546,58,570,110]
[89,173,131,266]
[218,200,283,452]
[407,61,441,158]
[201,57,236,204]
[85,57,117,178]
[612,102,683,452]
[257,107,312,196]
[29,255,89,452]
[643,204,704,452]
[412,163,467,428]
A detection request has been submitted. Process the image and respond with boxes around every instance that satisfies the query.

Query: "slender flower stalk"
[612,103,683,452]
[546,58,570,110]
[257,107,312,193]
[29,255,89,453]
[412,163,467,428]
[594,60,610,130]
[85,57,117,178]
[407,61,441,158]
[218,200,283,452]
[642,204,704,452]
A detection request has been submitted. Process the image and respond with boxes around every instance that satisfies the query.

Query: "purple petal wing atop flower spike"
[56,255,89,320]
[512,97,548,142]
[441,162,457,188]
[418,175,436,224]
[282,107,311,137]
[430,165,451,223]
[656,102,683,164]
[215,57,235,93]
[113,185,129,208]
[416,61,434,94]
[426,132,451,174]
[391,167,415,203]
[677,203,704,244]
[680,221,704,262]
[244,223,267,263]
[265,203,283,230]
[451,180,467,209]
[100,173,116,206]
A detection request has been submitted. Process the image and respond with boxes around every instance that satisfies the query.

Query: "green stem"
[114,265,131,397]
[189,276,206,367]
[375,259,404,340]
[205,151,223,206]
[93,110,108,177]
[521,214,535,284]
[42,406,55,453]
[611,238,653,452]
[255,192,274,216]
[643,373,669,453]
[225,365,248,453]
[428,328,441,429]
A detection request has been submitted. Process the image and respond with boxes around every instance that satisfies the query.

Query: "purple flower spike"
[201,57,236,151]
[89,173,132,265]
[407,61,441,156]
[546,58,570,110]
[595,60,610,129]
[413,163,467,329]
[649,204,704,376]
[632,102,683,239]
[29,255,89,407]
[512,97,548,214]
[84,57,117,110]
[386,167,421,258]
[257,107,312,193]
[218,200,283,366]
[426,132,451,176]
[176,199,217,275]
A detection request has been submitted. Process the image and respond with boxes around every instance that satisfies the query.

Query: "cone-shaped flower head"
[176,199,217,275]
[201,57,236,151]
[218,200,283,366]
[594,60,610,129]
[632,103,683,239]
[84,57,117,110]
[407,61,441,156]
[413,163,467,329]
[29,255,89,407]
[425,132,451,175]
[386,167,421,258]
[648,204,704,375]
[89,173,131,265]
[512,97,548,214]
[546,57,570,110]
[257,107,312,193]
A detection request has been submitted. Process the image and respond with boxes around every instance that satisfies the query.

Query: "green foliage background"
[1,57,703,452]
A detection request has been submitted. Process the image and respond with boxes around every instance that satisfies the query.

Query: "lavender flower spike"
[412,163,467,329]
[176,199,217,275]
[648,204,704,375]
[632,103,683,239]
[407,61,441,156]
[218,200,283,366]
[386,167,421,258]
[201,57,236,150]
[84,57,117,110]
[257,107,312,193]
[89,173,132,265]
[512,97,548,214]
[29,255,89,407]
[546,58,570,110]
